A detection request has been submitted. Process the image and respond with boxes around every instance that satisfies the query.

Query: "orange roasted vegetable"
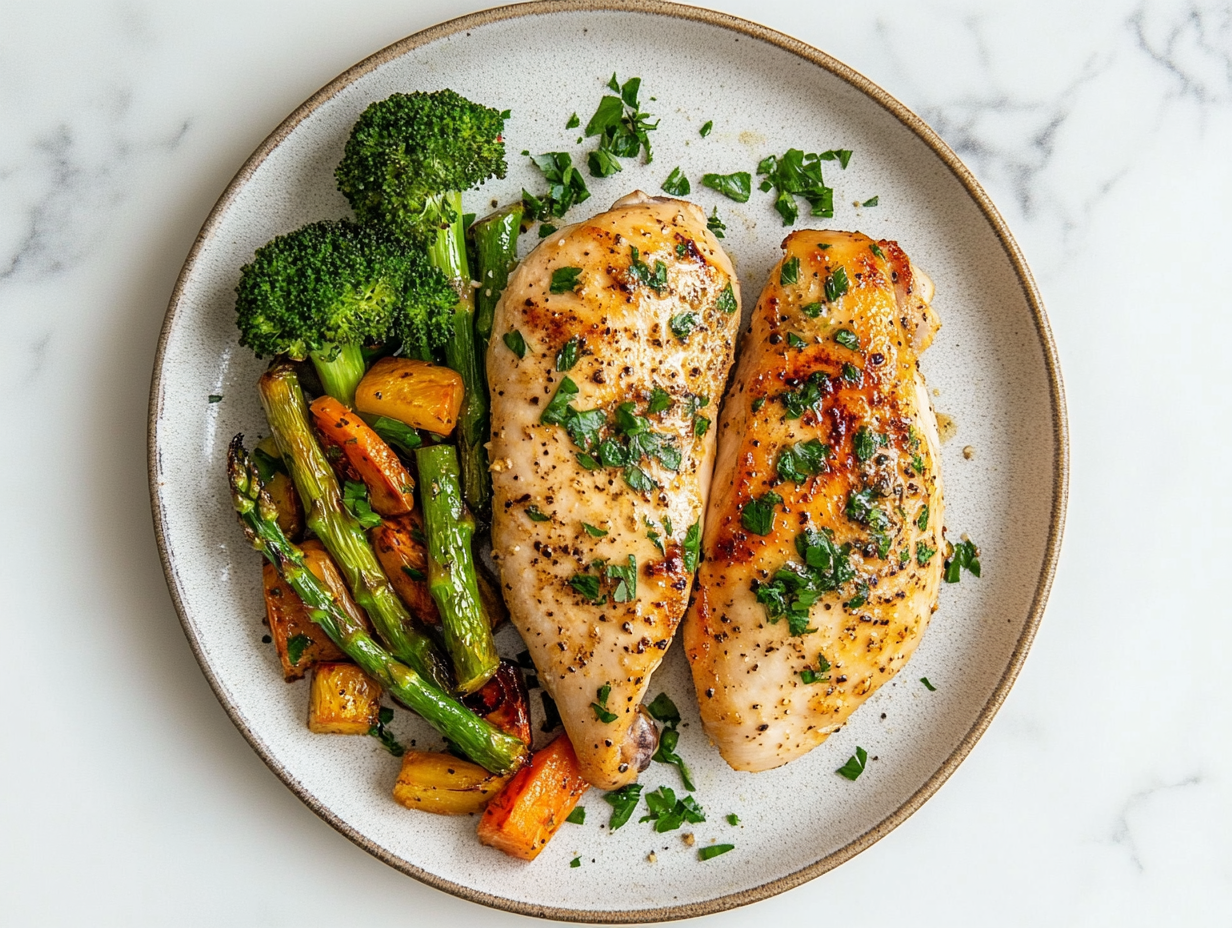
[464,661,532,746]
[354,357,464,436]
[393,751,510,815]
[309,394,415,517]
[370,513,441,625]
[265,471,304,540]
[262,562,344,681]
[308,663,382,734]
[477,734,589,860]
[300,540,374,635]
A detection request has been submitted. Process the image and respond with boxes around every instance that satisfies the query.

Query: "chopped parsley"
[726,814,740,826]
[628,245,668,293]
[577,452,601,470]
[916,505,930,531]
[525,505,550,522]
[570,857,582,868]
[604,783,644,830]
[776,439,830,483]
[800,654,832,684]
[624,465,657,493]
[700,171,752,202]
[401,565,425,582]
[787,332,807,349]
[550,267,583,295]
[780,256,801,285]
[537,223,558,238]
[834,328,859,351]
[592,683,617,723]
[342,481,381,529]
[647,693,695,790]
[870,243,885,258]
[756,148,835,224]
[751,396,766,413]
[582,522,607,537]
[916,541,937,566]
[606,555,638,603]
[587,147,623,178]
[862,195,879,207]
[836,746,868,781]
[716,282,737,314]
[841,362,862,384]
[801,301,824,318]
[741,491,782,536]
[819,148,853,168]
[639,786,705,832]
[693,415,711,437]
[585,73,658,170]
[753,528,855,635]
[699,120,713,137]
[682,521,702,572]
[566,112,580,129]
[699,843,735,861]
[286,633,311,666]
[912,453,926,473]
[368,706,405,756]
[920,677,937,691]
[661,166,691,196]
[670,312,699,340]
[780,371,829,420]
[647,387,673,414]
[540,376,580,426]
[208,394,223,404]
[707,206,727,239]
[555,335,582,371]
[852,426,886,462]
[566,805,586,824]
[846,488,889,531]
[522,151,591,220]
[569,572,604,604]
[945,539,982,582]
[825,266,850,302]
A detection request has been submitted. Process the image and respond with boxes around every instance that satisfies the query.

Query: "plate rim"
[147,1,1070,921]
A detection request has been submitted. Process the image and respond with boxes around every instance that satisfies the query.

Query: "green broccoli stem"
[307,342,368,409]
[426,190,490,514]
[227,437,528,775]
[415,443,500,695]
[257,364,452,691]
[471,203,524,349]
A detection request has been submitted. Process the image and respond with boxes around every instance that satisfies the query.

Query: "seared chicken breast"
[683,230,943,772]
[487,192,741,789]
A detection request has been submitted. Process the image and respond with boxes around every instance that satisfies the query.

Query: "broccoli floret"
[235,219,456,405]
[335,90,507,243]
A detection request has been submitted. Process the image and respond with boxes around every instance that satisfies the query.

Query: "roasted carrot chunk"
[265,470,304,540]
[262,562,344,681]
[308,662,382,734]
[299,540,373,634]
[370,513,441,625]
[309,394,415,517]
[464,661,532,747]
[477,734,589,860]
[354,357,464,436]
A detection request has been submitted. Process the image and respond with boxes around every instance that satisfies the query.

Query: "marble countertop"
[2,1,1228,924]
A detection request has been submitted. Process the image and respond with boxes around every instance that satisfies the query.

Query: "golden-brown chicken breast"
[684,230,944,772]
[487,192,740,789]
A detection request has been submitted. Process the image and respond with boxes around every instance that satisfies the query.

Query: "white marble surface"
[1,0,1228,924]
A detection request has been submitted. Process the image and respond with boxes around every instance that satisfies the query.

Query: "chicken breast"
[683,229,943,773]
[487,192,741,789]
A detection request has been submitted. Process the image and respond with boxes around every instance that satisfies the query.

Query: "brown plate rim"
[147,1,1069,921]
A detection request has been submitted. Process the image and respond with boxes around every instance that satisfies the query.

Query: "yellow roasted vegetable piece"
[393,751,511,815]
[308,662,382,734]
[354,357,464,436]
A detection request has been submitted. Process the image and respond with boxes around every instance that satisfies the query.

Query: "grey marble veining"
[2,0,1230,925]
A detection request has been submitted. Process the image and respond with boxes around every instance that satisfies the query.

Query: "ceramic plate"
[148,1,1067,921]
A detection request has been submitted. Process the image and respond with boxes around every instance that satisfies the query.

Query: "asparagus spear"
[471,203,524,351]
[416,443,500,694]
[228,437,528,775]
[257,363,451,691]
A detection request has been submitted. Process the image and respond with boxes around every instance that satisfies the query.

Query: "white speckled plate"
[148,1,1066,921]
